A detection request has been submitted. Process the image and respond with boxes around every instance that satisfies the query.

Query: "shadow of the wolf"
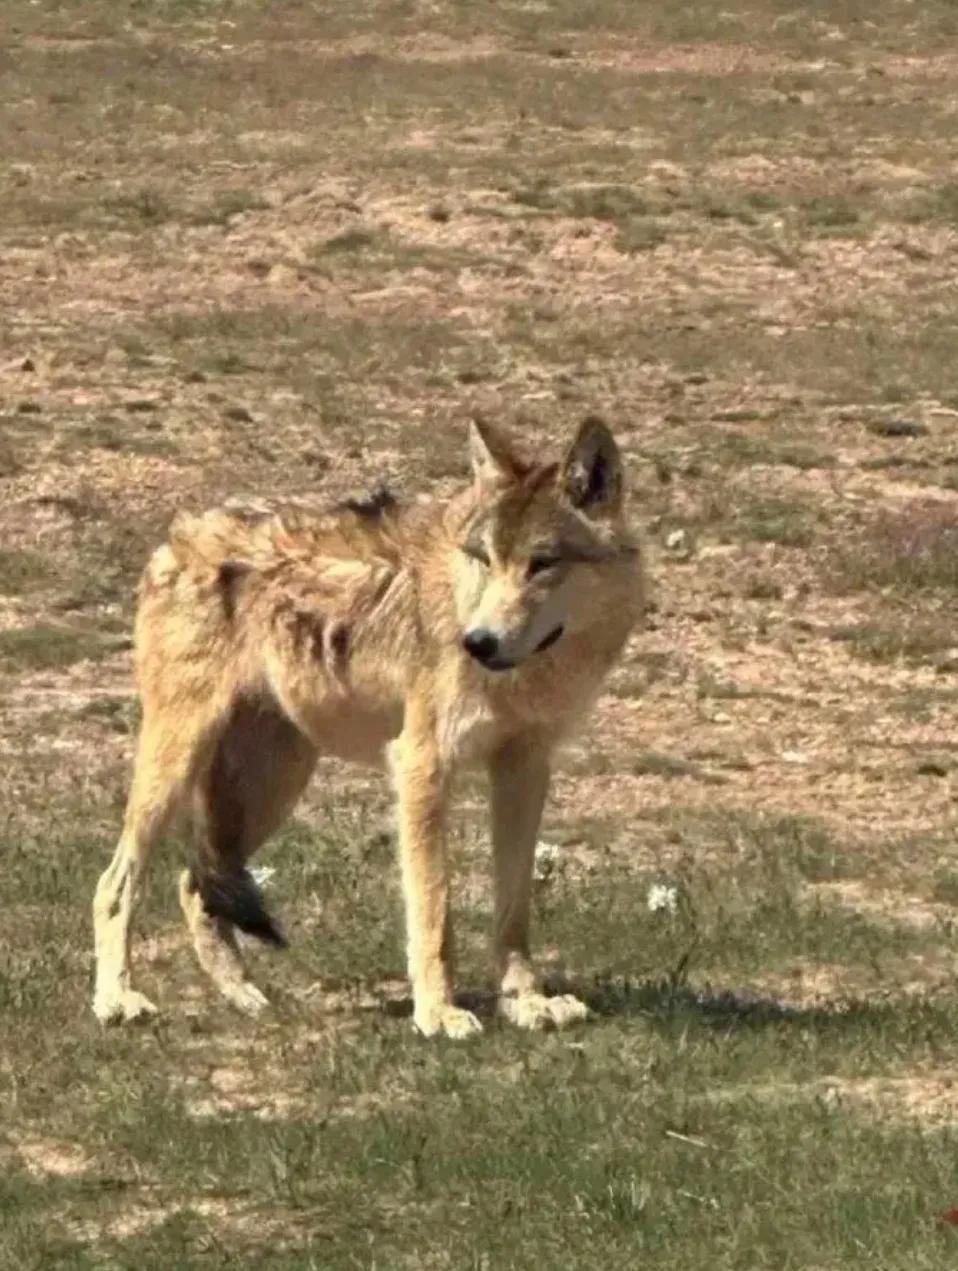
[374,974,924,1036]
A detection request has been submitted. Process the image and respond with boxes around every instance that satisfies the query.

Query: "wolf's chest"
[436,691,501,765]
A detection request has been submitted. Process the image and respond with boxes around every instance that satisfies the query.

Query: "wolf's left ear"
[559,415,623,515]
[469,417,523,487]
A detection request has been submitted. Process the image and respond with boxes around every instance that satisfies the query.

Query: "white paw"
[414,1003,484,1039]
[224,981,269,1016]
[93,988,158,1025]
[500,992,590,1031]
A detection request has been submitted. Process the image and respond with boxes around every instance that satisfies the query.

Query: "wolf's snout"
[463,628,500,664]
[463,628,504,667]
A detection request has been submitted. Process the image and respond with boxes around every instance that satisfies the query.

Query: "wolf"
[92,416,646,1038]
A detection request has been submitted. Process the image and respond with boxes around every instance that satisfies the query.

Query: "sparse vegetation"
[5,0,958,1265]
[707,430,836,471]
[828,618,955,665]
[0,623,120,672]
[0,547,54,595]
[725,495,818,548]
[831,503,958,594]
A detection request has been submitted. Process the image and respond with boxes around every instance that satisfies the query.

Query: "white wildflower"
[647,883,678,914]
[250,865,277,888]
[781,750,810,765]
[534,841,561,880]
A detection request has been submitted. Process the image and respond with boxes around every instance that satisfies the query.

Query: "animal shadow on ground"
[376,973,910,1037]
[581,974,916,1038]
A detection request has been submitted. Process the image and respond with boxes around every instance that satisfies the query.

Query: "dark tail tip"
[192,868,287,947]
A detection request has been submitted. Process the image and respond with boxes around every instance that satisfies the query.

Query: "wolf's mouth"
[479,625,565,672]
[534,624,564,654]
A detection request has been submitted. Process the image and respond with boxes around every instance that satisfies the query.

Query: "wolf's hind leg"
[184,698,317,1012]
[93,712,212,1024]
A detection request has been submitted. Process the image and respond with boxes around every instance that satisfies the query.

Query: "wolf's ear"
[469,417,522,487]
[559,415,623,515]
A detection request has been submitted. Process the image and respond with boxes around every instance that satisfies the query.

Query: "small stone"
[124,398,159,413]
[916,755,950,777]
[713,408,762,422]
[868,418,928,438]
[223,405,253,423]
[17,400,42,414]
[301,448,329,471]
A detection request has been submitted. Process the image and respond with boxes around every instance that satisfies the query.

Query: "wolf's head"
[452,416,637,672]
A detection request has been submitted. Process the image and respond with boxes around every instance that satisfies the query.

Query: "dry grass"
[6,1,958,1267]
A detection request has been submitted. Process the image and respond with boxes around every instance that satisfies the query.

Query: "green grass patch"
[309,225,487,274]
[0,623,119,672]
[0,547,55,595]
[828,618,955,664]
[830,503,958,593]
[725,496,818,548]
[151,306,472,392]
[3,794,957,1270]
[707,430,835,471]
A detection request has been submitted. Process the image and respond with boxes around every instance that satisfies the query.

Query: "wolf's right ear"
[469,418,522,487]
[559,415,623,515]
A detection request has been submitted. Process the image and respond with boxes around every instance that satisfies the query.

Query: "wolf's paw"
[500,992,590,1031]
[414,1002,484,1040]
[93,988,158,1025]
[224,981,270,1017]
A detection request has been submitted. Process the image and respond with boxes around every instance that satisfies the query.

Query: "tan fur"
[92,417,647,1037]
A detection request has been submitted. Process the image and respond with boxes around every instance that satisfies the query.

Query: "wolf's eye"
[528,555,560,577]
[465,544,490,567]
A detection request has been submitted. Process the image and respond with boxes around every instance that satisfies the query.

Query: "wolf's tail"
[189,864,287,947]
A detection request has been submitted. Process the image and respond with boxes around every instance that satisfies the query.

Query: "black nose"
[463,629,500,665]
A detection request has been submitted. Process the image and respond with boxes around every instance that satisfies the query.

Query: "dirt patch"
[181,1059,407,1123]
[705,1070,958,1125]
[577,42,828,76]
[15,1136,93,1178]
[824,1072,958,1124]
[812,880,951,932]
[67,1195,278,1245]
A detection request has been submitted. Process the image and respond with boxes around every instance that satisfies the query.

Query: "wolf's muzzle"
[463,624,565,671]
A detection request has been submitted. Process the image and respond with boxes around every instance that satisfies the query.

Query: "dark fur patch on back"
[340,486,397,520]
[326,621,349,667]
[218,560,250,621]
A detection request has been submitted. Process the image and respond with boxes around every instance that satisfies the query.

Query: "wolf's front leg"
[391,699,482,1039]
[490,735,589,1031]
